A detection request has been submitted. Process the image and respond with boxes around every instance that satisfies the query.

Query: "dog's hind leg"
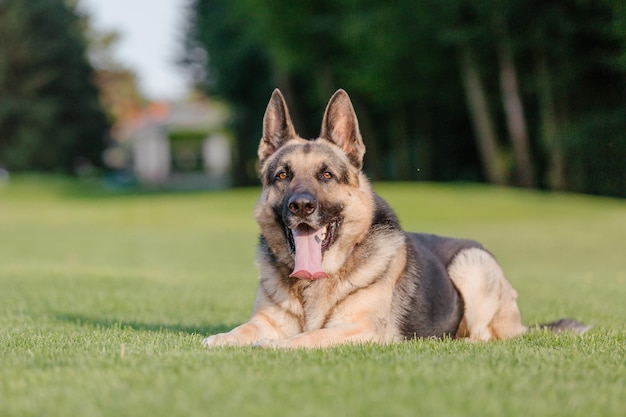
[448,248,527,341]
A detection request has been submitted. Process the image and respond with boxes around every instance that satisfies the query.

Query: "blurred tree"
[85,28,147,127]
[458,41,509,186]
[331,0,473,181]
[185,0,478,183]
[446,0,536,187]
[181,0,273,186]
[0,0,109,173]
[495,21,535,188]
[183,0,626,196]
[515,0,626,195]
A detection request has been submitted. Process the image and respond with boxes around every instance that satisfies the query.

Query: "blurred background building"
[104,99,231,189]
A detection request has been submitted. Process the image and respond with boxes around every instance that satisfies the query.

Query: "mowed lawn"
[0,176,624,417]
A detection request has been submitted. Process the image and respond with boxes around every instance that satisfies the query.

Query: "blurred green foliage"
[183,0,626,197]
[0,0,109,174]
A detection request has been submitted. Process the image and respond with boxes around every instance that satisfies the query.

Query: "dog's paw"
[202,333,245,347]
[252,339,269,349]
[253,338,302,349]
[252,339,281,349]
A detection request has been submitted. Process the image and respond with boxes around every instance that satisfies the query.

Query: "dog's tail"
[532,318,591,335]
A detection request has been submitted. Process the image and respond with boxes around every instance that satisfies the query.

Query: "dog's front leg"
[255,325,381,349]
[202,307,300,347]
[202,314,293,347]
[201,317,273,347]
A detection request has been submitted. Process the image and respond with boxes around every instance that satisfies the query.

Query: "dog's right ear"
[258,89,297,164]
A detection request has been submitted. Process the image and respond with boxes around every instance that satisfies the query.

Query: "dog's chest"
[291,279,352,332]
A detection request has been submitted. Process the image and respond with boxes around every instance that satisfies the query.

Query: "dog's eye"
[276,171,288,180]
[322,172,333,180]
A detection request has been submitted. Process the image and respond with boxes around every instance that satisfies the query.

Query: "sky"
[78,0,191,101]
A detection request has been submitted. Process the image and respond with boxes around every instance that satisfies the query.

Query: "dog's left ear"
[259,89,297,165]
[320,89,366,169]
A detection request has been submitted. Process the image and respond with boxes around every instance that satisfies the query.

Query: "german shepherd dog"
[202,89,588,348]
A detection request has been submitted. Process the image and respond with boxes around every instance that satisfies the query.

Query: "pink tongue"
[290,226,329,279]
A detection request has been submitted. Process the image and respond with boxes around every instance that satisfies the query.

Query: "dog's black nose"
[287,192,317,218]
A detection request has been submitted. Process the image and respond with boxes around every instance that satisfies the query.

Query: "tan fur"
[203,214,408,348]
[448,248,527,341]
[202,89,528,349]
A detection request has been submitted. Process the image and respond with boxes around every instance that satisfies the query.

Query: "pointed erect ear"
[320,89,366,169]
[258,89,297,164]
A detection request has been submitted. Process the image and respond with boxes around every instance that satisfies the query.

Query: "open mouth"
[286,220,339,254]
[285,219,340,279]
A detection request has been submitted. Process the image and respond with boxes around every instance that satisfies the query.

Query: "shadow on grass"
[56,313,231,336]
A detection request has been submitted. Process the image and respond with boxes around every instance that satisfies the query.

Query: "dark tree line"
[0,0,108,174]
[183,0,626,197]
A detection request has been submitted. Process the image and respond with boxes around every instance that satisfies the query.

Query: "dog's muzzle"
[282,192,340,279]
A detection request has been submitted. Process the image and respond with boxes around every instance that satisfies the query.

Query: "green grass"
[0,176,624,417]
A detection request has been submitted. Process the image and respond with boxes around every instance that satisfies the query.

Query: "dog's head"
[254,89,374,279]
